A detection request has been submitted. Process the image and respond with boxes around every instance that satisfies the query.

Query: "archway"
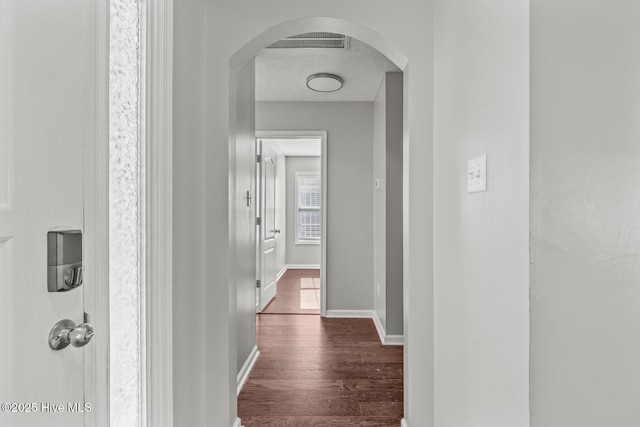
[229,17,412,427]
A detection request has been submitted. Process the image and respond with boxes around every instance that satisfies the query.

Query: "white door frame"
[83,0,109,424]
[84,0,174,425]
[255,131,328,317]
[142,0,174,424]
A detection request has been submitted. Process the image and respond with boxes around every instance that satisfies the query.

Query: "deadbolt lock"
[47,230,83,292]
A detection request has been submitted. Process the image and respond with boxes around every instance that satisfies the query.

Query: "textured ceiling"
[256,39,400,102]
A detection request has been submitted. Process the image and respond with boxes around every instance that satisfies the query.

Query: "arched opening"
[228,17,411,426]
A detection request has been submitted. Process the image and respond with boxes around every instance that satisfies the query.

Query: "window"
[296,172,321,244]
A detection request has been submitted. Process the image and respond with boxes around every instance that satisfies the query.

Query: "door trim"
[84,0,175,425]
[83,0,110,424]
[144,0,174,425]
[255,131,327,316]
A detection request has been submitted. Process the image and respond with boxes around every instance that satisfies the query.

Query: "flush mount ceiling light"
[306,73,344,93]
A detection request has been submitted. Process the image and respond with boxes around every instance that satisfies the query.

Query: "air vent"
[266,32,351,50]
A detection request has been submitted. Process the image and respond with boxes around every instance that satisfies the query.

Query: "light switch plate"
[375,178,382,190]
[467,155,487,193]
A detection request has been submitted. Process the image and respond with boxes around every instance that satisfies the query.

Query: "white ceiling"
[256,38,400,102]
[265,138,321,157]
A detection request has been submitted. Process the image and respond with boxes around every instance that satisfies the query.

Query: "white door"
[0,0,102,425]
[257,140,279,311]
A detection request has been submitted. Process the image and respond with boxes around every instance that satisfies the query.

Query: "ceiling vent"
[266,32,351,50]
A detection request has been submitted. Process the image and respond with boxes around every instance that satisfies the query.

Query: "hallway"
[238,314,403,426]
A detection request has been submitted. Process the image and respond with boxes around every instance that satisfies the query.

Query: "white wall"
[174,7,434,426]
[373,73,404,337]
[257,102,374,311]
[286,156,321,266]
[433,0,530,425]
[170,2,640,426]
[530,1,640,425]
[173,0,207,424]
[235,60,257,378]
[373,76,387,329]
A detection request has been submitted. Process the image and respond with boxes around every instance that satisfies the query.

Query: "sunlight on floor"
[299,276,320,309]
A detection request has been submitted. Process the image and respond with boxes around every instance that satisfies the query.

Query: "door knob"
[48,319,95,350]
[272,229,281,234]
[69,323,95,348]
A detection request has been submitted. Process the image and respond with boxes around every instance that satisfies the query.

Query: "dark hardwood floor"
[238,314,404,426]
[262,269,321,315]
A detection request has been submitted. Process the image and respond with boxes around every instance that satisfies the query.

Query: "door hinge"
[256,154,262,163]
[256,217,261,226]
[256,280,261,288]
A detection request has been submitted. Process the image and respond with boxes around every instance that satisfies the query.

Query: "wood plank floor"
[262,269,321,315]
[238,314,404,426]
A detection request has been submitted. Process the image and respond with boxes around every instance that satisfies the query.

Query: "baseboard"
[371,310,387,344]
[325,309,374,318]
[275,265,287,281]
[286,264,320,269]
[232,417,242,427]
[237,345,259,396]
[372,310,387,343]
[367,311,405,345]
[384,334,404,345]
[401,418,409,427]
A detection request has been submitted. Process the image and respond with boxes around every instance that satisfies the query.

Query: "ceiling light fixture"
[306,73,343,93]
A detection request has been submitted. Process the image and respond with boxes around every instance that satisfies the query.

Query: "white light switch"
[467,155,487,193]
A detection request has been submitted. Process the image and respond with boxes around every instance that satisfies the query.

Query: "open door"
[0,0,106,426]
[256,139,279,311]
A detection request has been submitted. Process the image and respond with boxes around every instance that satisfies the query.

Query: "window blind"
[297,175,321,240]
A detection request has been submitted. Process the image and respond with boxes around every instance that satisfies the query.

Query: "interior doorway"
[255,132,327,316]
[231,19,410,427]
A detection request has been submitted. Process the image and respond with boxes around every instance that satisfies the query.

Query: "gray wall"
[174,6,435,426]
[257,102,375,311]
[433,0,530,425]
[530,1,640,425]
[384,73,403,336]
[373,73,404,336]
[286,156,321,266]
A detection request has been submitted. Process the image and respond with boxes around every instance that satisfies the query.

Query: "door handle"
[48,319,95,350]
[271,229,281,234]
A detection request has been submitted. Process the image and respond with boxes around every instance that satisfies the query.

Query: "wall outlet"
[467,155,487,193]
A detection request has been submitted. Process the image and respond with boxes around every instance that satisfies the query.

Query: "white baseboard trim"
[275,265,287,281]
[237,345,259,396]
[324,311,405,344]
[372,310,386,341]
[232,417,242,427]
[325,309,374,318]
[362,311,405,345]
[401,418,409,427]
[286,264,320,269]
[384,334,405,345]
